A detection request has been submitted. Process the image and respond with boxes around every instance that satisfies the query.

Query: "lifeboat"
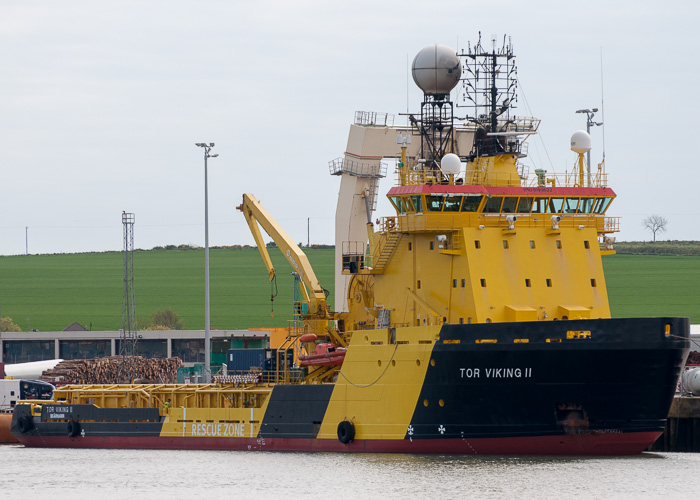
[298,343,346,367]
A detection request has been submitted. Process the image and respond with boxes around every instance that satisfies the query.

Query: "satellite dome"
[440,153,461,175]
[412,44,461,96]
[570,130,591,154]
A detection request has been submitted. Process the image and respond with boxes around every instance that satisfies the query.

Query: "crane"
[237,194,346,347]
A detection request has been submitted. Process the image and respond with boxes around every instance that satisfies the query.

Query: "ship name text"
[44,405,73,419]
[460,367,532,379]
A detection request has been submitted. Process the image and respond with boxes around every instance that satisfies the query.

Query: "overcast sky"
[1,1,697,256]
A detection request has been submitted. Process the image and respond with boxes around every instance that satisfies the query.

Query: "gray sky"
[1,0,697,255]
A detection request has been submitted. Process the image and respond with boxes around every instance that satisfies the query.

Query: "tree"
[145,308,184,330]
[642,215,668,242]
[1,316,21,332]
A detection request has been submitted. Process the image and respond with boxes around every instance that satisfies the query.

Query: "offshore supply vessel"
[12,35,689,455]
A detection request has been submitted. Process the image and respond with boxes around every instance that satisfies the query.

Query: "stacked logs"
[39,356,183,385]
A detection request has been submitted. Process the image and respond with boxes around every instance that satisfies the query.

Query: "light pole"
[195,142,218,383]
[575,108,603,186]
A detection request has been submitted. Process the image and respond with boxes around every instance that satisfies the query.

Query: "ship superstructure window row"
[389,194,613,215]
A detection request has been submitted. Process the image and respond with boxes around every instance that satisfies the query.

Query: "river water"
[2,445,699,499]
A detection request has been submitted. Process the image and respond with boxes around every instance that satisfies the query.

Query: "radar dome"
[440,153,461,175]
[570,130,591,154]
[412,45,461,96]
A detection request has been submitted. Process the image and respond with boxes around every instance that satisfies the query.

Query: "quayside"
[12,34,689,455]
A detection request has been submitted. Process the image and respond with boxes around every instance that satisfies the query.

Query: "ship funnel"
[412,44,461,96]
[570,130,591,154]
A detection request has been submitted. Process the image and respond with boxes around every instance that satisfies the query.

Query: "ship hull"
[14,432,661,455]
[12,317,689,455]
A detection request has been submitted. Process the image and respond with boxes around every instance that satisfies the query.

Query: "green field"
[0,249,698,331]
[0,248,335,332]
[602,254,700,322]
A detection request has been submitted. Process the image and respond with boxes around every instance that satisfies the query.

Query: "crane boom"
[237,193,328,317]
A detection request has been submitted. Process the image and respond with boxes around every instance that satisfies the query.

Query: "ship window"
[546,198,565,213]
[484,196,503,213]
[408,242,412,251]
[459,318,464,324]
[461,279,466,287]
[546,278,552,287]
[390,196,406,214]
[532,197,548,213]
[453,279,457,288]
[417,280,421,289]
[474,240,481,249]
[444,196,462,211]
[529,240,536,249]
[517,197,533,213]
[556,240,562,249]
[593,197,613,214]
[426,195,444,211]
[525,279,531,287]
[502,197,518,213]
[411,195,424,213]
[562,197,579,213]
[502,240,509,249]
[584,240,590,249]
[430,241,434,250]
[578,198,594,213]
[591,279,597,287]
[461,194,482,212]
[480,279,487,287]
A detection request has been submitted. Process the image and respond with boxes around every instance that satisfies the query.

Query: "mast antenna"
[600,47,606,155]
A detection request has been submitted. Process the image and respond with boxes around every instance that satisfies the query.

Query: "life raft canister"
[337,420,355,444]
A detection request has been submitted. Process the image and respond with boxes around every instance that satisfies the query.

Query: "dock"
[651,396,700,452]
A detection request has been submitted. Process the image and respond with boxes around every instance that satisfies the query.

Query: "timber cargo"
[12,34,689,455]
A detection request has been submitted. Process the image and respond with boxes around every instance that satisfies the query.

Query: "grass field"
[0,248,335,332]
[602,254,700,322]
[0,249,697,331]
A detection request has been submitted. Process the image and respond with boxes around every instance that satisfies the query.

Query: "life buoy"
[17,415,33,434]
[387,219,395,230]
[337,420,355,444]
[67,420,81,437]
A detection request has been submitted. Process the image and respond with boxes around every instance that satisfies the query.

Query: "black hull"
[12,317,689,455]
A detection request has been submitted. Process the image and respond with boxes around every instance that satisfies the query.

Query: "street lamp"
[195,142,218,383]
[575,108,603,186]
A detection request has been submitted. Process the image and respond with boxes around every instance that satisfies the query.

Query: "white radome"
[412,44,461,95]
[440,153,461,175]
[570,130,591,154]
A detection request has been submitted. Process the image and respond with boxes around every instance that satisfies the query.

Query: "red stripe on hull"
[15,431,661,456]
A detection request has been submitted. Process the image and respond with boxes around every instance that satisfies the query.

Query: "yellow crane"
[237,194,347,347]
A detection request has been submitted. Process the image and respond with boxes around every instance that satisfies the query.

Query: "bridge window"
[444,196,462,212]
[502,197,518,213]
[484,196,502,213]
[546,198,565,213]
[532,197,548,213]
[390,196,407,214]
[426,195,444,211]
[578,198,594,213]
[593,197,613,214]
[517,197,533,213]
[411,195,423,213]
[562,198,578,213]
[461,194,482,212]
